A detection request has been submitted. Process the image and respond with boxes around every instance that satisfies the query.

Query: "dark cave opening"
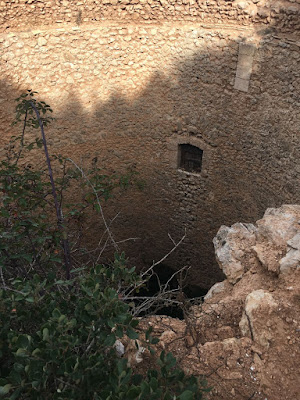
[136,264,208,319]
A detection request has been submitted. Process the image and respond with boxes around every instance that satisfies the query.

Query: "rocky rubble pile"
[135,205,300,400]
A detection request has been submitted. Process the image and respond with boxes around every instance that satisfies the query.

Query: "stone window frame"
[167,135,210,177]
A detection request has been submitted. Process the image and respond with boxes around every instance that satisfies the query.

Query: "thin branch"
[0,285,25,295]
[0,266,7,289]
[168,232,177,247]
[124,232,187,301]
[148,230,186,271]
[15,109,27,164]
[29,101,72,280]
[26,230,47,278]
[96,212,120,254]
[66,158,119,252]
[115,237,140,244]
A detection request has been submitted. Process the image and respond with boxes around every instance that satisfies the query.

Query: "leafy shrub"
[0,261,209,399]
[0,91,210,399]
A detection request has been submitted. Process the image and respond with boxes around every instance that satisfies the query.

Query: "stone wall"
[1,1,300,33]
[0,1,300,288]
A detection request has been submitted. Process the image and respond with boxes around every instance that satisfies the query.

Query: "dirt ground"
[127,206,300,400]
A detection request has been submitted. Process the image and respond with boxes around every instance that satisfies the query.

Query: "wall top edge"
[1,0,300,34]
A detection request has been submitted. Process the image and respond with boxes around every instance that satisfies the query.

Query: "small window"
[178,144,203,173]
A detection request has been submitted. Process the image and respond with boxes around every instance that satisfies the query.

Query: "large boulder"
[213,222,257,283]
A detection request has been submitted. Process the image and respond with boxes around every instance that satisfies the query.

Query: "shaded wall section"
[0,14,300,288]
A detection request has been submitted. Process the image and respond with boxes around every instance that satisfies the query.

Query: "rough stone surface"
[279,231,300,274]
[213,222,257,283]
[1,2,300,289]
[1,1,300,33]
[204,280,227,300]
[132,206,300,400]
[239,289,278,349]
[253,205,300,274]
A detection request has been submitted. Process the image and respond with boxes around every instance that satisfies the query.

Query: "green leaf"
[15,348,27,357]
[16,334,30,348]
[42,328,49,341]
[70,267,86,273]
[149,377,158,391]
[25,296,34,303]
[1,209,10,217]
[52,308,61,318]
[32,348,41,356]
[165,352,176,367]
[126,386,140,399]
[178,390,194,400]
[13,363,24,373]
[31,381,39,389]
[126,327,138,340]
[104,334,116,347]
[131,374,143,385]
[116,326,123,338]
[9,387,22,400]
[130,319,139,328]
[0,384,12,395]
[145,326,153,341]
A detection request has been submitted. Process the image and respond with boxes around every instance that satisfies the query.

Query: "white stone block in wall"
[234,77,250,92]
[234,42,256,93]
[238,42,256,57]
[236,64,252,80]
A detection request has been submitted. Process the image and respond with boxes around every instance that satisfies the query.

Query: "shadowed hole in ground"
[136,264,207,319]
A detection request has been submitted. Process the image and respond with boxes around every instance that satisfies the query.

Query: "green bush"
[0,91,210,399]
[0,262,209,399]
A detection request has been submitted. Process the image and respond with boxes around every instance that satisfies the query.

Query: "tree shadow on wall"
[1,29,299,289]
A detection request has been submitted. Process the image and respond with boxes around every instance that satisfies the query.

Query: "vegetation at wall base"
[0,91,210,399]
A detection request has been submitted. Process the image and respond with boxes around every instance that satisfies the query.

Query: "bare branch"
[146,229,186,272]
[66,158,119,253]
[29,101,72,280]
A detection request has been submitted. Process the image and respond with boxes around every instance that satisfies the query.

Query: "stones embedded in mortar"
[37,37,47,46]
[1,0,300,33]
[232,0,258,17]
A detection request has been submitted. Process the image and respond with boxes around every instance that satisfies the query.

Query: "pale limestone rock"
[280,248,300,274]
[66,76,75,84]
[279,232,300,274]
[257,6,270,18]
[253,205,300,274]
[37,37,47,46]
[232,0,257,16]
[204,280,226,300]
[159,329,177,348]
[239,290,278,349]
[232,0,249,10]
[257,205,300,247]
[252,243,281,274]
[114,339,125,357]
[287,232,300,250]
[244,3,257,16]
[213,223,257,284]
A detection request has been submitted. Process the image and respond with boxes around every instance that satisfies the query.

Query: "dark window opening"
[179,144,203,173]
